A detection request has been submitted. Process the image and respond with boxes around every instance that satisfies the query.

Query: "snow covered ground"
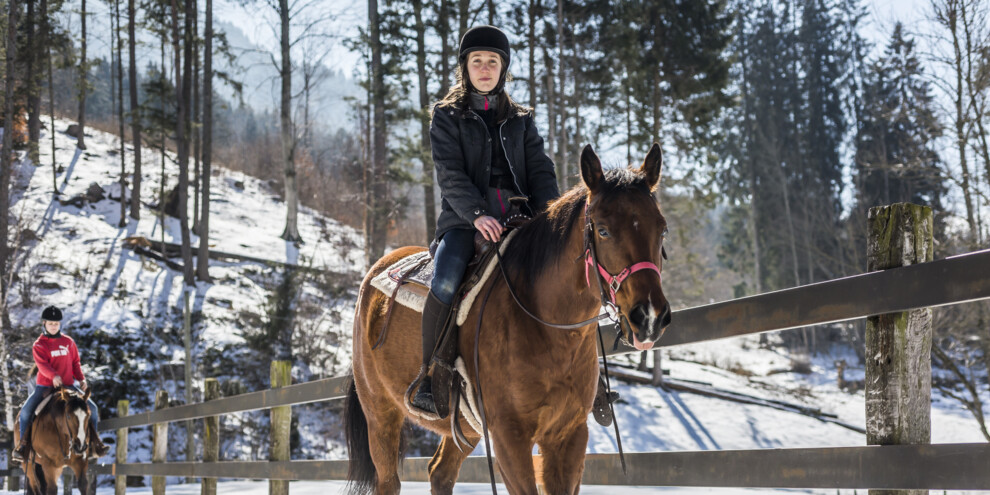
[3,122,988,494]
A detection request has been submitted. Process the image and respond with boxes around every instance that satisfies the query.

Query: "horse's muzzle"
[72,441,88,456]
[629,302,671,347]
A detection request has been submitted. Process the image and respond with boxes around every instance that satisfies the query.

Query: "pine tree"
[855,23,944,214]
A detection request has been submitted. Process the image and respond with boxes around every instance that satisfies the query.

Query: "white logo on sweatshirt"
[50,345,70,357]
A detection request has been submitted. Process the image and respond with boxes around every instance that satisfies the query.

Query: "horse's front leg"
[70,456,89,495]
[42,462,63,495]
[491,423,540,495]
[24,456,42,495]
[538,422,589,495]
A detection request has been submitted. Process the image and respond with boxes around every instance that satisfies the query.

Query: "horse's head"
[57,387,92,456]
[581,144,671,350]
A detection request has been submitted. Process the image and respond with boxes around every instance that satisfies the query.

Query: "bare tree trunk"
[959,0,990,224]
[544,45,557,187]
[556,0,567,187]
[48,9,56,194]
[625,80,631,165]
[936,0,979,242]
[192,1,201,235]
[438,0,450,96]
[2,0,19,341]
[26,0,40,163]
[413,0,435,244]
[367,0,387,262]
[279,0,301,243]
[128,0,141,220]
[160,42,167,253]
[303,69,310,150]
[528,0,537,109]
[173,0,194,285]
[77,0,87,150]
[739,28,762,295]
[197,0,212,282]
[117,0,127,227]
[458,0,467,37]
[487,0,494,23]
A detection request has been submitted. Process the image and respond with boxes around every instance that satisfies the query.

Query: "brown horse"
[345,144,670,495]
[14,388,94,495]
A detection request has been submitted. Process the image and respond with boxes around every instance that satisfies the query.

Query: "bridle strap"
[585,255,662,304]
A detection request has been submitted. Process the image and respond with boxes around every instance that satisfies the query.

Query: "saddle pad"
[34,394,53,416]
[31,388,84,416]
[369,230,518,326]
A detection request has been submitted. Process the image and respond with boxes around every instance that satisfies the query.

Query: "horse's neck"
[525,214,602,333]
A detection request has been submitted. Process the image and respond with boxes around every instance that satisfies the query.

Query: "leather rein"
[494,202,662,341]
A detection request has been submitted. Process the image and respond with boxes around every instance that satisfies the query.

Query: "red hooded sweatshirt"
[33,333,85,387]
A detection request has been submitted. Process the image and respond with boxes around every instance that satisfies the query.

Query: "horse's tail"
[344,377,375,495]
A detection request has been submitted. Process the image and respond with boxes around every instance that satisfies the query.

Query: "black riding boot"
[88,423,110,457]
[411,291,452,415]
[11,425,31,463]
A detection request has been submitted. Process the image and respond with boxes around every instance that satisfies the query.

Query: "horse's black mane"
[504,167,650,281]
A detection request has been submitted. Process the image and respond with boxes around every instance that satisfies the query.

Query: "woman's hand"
[53,375,63,387]
[474,215,504,242]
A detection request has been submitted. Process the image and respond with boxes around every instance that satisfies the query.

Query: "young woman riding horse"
[18,387,96,495]
[410,24,560,416]
[13,305,109,463]
[347,143,671,495]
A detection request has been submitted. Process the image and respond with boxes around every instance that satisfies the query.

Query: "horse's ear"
[580,144,604,194]
[640,143,663,191]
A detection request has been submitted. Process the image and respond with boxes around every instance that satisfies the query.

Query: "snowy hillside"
[2,121,987,494]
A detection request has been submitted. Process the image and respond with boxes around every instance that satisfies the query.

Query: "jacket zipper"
[467,110,524,196]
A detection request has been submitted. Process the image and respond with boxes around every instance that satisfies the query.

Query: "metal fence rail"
[91,443,990,490]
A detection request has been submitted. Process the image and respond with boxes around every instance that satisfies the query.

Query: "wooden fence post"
[866,203,933,495]
[63,470,72,495]
[152,390,169,495]
[184,288,195,484]
[115,399,129,495]
[269,361,291,495]
[201,378,220,495]
[4,430,18,491]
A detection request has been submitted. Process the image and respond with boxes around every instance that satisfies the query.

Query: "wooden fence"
[84,203,990,492]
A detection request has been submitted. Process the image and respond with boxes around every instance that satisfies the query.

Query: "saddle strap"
[374,256,432,350]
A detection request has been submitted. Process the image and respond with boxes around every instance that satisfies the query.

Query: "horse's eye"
[598,227,610,238]
[661,228,668,239]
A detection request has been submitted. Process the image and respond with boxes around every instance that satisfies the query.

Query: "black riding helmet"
[459,25,511,94]
[41,305,63,321]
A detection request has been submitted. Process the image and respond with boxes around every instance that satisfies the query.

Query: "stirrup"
[404,367,441,420]
[11,443,29,463]
[410,377,438,415]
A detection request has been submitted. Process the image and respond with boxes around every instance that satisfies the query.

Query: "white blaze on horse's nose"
[75,409,88,446]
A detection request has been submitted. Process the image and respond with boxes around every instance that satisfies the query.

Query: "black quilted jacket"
[430,102,559,242]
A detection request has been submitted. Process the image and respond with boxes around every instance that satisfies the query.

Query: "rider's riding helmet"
[41,305,63,322]
[459,25,511,93]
